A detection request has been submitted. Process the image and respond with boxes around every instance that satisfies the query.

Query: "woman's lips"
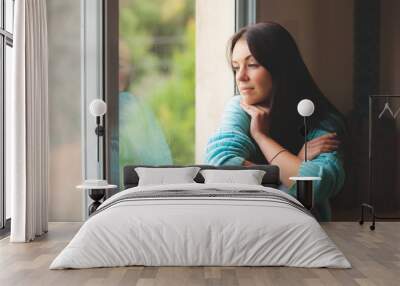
[240,87,254,94]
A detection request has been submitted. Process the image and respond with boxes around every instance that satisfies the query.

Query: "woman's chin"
[241,95,255,105]
[241,97,263,106]
[241,94,271,106]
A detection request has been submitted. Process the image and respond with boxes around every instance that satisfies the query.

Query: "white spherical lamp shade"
[297,99,315,117]
[89,99,107,116]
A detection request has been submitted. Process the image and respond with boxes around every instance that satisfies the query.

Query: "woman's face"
[231,38,273,106]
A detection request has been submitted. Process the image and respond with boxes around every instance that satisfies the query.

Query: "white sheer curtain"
[9,0,49,242]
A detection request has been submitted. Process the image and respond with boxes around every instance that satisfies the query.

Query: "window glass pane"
[5,0,14,33]
[47,0,82,221]
[5,44,12,219]
[118,0,195,182]
[0,0,3,29]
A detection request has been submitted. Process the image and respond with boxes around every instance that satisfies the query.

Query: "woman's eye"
[232,66,239,71]
[248,63,259,68]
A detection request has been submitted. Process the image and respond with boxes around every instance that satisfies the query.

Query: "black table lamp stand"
[296,180,313,210]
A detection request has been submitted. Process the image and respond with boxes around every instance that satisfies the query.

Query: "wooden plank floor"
[0,222,399,286]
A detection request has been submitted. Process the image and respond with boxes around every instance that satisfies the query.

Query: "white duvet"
[50,183,351,269]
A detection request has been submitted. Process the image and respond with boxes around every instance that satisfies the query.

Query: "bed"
[50,165,350,269]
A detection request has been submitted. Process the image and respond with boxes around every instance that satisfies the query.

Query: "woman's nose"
[236,67,249,82]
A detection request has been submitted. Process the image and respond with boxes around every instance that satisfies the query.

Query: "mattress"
[50,183,351,269]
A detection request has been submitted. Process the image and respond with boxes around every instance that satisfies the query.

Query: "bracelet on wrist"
[269,149,287,163]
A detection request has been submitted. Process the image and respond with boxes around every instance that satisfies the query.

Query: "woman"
[205,22,346,221]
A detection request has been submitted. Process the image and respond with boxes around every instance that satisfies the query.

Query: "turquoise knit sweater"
[205,96,345,221]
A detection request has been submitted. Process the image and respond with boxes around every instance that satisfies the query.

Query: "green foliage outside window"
[119,0,195,165]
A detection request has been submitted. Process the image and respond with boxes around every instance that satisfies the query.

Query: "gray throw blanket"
[92,188,310,217]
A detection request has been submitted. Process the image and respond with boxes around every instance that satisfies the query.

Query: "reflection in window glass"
[5,0,14,33]
[118,0,195,180]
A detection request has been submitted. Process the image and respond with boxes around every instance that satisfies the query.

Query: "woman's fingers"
[308,143,339,157]
[316,144,338,152]
[240,100,271,138]
[254,105,271,114]
[305,141,339,159]
[299,133,341,160]
[243,160,255,166]
[308,139,340,148]
[240,101,258,117]
[308,134,337,146]
[308,134,339,145]
[308,133,337,144]
[310,140,340,149]
[240,101,271,116]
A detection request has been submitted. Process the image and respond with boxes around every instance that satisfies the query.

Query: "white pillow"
[135,167,201,186]
[200,169,266,185]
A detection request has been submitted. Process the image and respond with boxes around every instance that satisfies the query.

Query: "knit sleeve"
[287,129,345,220]
[204,96,257,166]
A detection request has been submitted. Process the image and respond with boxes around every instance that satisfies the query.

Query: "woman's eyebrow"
[232,54,253,63]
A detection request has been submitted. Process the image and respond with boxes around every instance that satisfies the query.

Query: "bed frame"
[123,165,280,189]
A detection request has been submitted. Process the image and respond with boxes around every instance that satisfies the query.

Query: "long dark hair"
[229,22,345,153]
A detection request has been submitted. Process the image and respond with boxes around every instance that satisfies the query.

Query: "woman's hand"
[240,101,271,141]
[298,133,340,161]
[243,159,255,166]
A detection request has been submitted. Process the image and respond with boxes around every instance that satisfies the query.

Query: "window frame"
[235,0,257,31]
[103,0,118,198]
[81,0,118,219]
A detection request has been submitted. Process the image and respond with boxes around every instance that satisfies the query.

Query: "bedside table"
[76,184,118,215]
[289,177,321,210]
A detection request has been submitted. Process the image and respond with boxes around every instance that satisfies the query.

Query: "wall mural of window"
[118,0,195,181]
[113,0,400,221]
